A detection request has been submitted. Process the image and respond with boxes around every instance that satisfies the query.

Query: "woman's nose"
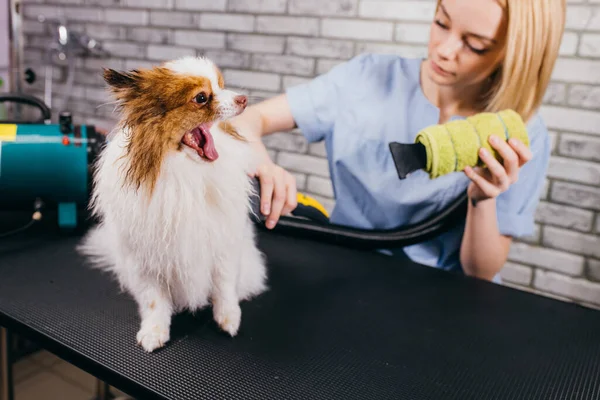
[437,35,463,60]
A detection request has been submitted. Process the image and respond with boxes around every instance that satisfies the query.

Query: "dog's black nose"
[235,95,247,108]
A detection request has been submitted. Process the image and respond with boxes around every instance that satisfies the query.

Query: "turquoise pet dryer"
[0,93,104,229]
[1,5,108,233]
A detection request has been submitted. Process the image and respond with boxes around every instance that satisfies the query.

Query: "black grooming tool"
[388,142,427,179]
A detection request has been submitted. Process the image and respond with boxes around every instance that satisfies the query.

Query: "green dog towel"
[414,109,530,179]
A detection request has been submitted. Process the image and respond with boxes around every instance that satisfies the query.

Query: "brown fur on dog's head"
[103,57,247,194]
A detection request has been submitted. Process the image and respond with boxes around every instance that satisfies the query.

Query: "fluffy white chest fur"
[78,121,268,352]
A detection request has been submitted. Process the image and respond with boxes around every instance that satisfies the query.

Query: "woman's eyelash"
[468,45,489,55]
[470,48,487,55]
[434,20,489,55]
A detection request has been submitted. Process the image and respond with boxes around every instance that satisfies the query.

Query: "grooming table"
[0,216,599,400]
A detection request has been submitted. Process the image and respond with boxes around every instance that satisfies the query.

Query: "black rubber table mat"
[1,222,600,399]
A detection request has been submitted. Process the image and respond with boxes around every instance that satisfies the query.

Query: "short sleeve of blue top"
[285,53,551,275]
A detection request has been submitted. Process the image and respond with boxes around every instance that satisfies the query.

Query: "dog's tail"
[76,223,118,271]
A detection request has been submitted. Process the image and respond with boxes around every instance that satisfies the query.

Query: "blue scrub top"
[285,53,551,276]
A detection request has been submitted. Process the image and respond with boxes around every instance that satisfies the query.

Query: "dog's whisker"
[95,100,120,109]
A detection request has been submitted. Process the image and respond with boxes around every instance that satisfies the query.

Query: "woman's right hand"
[229,93,300,229]
[252,161,298,229]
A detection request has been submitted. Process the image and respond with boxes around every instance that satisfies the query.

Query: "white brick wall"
[289,0,357,17]
[322,18,395,41]
[176,0,226,12]
[287,37,354,58]
[256,16,320,36]
[172,30,226,49]
[223,69,281,91]
[19,0,600,309]
[358,1,435,22]
[227,33,285,54]
[149,11,196,28]
[227,0,286,14]
[104,9,149,26]
[199,13,255,32]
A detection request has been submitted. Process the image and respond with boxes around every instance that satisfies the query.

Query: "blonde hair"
[435,0,566,122]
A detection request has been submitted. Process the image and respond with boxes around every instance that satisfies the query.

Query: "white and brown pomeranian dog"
[77,56,268,352]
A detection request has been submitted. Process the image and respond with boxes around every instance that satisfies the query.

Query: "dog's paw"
[213,302,241,337]
[136,324,170,352]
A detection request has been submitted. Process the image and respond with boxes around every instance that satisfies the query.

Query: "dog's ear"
[102,68,143,105]
[103,68,140,90]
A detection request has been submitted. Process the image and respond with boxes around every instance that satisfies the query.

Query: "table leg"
[94,378,113,400]
[0,327,14,400]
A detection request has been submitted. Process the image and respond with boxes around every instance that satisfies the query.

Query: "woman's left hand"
[463,135,533,203]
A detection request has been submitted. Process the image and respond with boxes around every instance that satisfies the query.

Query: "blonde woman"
[231,0,566,282]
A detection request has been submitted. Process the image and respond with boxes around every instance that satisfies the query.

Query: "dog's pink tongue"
[200,124,218,161]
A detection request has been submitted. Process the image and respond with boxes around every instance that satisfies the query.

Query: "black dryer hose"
[250,178,468,251]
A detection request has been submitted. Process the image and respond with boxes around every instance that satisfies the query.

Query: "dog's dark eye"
[193,92,208,104]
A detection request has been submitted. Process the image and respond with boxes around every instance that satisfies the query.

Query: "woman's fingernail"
[266,220,275,229]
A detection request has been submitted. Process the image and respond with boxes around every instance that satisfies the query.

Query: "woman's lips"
[431,60,453,77]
